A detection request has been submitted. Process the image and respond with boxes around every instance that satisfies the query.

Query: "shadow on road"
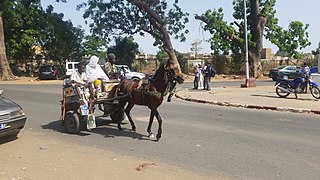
[41,117,153,141]
[0,135,18,145]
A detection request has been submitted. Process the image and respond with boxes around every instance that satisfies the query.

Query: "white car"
[115,65,146,80]
[65,61,79,76]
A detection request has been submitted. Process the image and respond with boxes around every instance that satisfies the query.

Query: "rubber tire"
[310,86,320,99]
[65,111,81,134]
[276,84,290,98]
[110,108,125,123]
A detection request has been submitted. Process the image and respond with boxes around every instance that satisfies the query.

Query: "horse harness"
[118,67,177,104]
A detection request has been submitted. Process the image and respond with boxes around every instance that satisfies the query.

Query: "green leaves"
[82,35,107,57]
[3,0,85,61]
[107,36,139,67]
[80,0,189,50]
[267,21,311,58]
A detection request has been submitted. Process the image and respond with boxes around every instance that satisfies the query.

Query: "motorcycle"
[275,76,320,99]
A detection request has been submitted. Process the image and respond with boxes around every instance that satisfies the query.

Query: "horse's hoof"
[132,127,136,132]
[148,133,154,138]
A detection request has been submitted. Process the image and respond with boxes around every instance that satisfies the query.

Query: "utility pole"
[241,0,255,88]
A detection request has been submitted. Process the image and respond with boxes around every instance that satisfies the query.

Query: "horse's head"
[165,62,184,84]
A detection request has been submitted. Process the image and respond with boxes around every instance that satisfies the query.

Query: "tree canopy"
[194,1,309,78]
[107,36,139,68]
[266,21,311,59]
[195,0,280,77]
[77,0,189,72]
[3,0,85,65]
[82,35,108,58]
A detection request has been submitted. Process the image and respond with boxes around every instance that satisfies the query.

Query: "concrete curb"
[175,91,320,115]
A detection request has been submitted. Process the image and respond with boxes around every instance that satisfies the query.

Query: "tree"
[4,0,45,62]
[4,0,85,71]
[107,36,139,68]
[0,0,15,80]
[77,0,189,73]
[156,48,168,61]
[267,21,311,59]
[82,35,108,57]
[195,0,278,78]
[311,42,320,56]
[39,6,85,62]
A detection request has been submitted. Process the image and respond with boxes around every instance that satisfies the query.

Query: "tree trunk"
[160,26,182,73]
[128,0,182,74]
[248,0,265,78]
[0,10,15,80]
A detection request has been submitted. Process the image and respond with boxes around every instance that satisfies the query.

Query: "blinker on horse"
[114,62,184,141]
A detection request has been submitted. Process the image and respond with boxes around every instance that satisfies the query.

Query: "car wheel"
[282,75,289,80]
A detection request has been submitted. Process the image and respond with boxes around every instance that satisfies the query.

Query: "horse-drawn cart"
[60,80,128,134]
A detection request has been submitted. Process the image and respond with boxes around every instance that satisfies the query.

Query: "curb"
[175,91,320,115]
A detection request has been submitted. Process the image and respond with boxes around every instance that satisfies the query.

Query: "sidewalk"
[175,85,320,115]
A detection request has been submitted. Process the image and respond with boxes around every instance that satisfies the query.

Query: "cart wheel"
[110,108,125,123]
[65,111,81,134]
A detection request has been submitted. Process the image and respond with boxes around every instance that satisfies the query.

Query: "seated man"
[70,62,87,86]
[86,55,109,100]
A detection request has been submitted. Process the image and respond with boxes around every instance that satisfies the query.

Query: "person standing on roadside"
[203,61,213,91]
[301,62,310,77]
[193,65,200,89]
[198,64,204,89]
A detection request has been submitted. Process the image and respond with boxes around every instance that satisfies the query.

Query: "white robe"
[86,55,109,82]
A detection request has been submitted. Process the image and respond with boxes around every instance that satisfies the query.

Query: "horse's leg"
[147,111,155,138]
[124,102,136,131]
[153,109,162,141]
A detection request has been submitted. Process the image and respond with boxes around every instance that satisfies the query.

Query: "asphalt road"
[1,83,320,179]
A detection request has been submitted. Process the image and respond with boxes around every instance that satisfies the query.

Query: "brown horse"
[115,63,184,141]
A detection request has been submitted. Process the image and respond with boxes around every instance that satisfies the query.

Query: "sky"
[41,0,320,55]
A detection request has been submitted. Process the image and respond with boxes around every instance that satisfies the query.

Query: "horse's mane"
[152,64,166,81]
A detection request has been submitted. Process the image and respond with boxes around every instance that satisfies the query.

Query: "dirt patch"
[0,77,63,85]
[0,130,224,180]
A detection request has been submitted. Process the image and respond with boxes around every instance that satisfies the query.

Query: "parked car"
[65,62,79,77]
[39,64,64,80]
[115,65,146,80]
[269,65,302,81]
[0,90,27,138]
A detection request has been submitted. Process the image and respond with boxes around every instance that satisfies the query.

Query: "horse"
[115,62,184,141]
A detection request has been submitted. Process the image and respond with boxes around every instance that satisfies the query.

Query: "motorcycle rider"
[301,62,310,77]
[301,62,310,93]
